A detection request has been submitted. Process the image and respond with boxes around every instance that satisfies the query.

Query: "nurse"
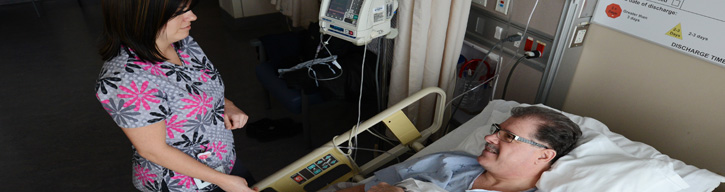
[95,0,256,191]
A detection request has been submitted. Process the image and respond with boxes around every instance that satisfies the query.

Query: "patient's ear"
[537,149,556,164]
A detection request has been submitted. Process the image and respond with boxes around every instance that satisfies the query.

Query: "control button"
[307,164,322,175]
[291,173,306,184]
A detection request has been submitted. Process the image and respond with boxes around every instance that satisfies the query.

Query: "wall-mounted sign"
[592,0,725,68]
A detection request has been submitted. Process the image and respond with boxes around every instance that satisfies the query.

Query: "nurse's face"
[158,5,197,44]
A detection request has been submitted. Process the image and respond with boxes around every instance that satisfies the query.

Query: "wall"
[466,0,566,104]
[562,24,725,179]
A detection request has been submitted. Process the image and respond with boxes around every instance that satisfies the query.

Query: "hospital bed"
[253,87,725,192]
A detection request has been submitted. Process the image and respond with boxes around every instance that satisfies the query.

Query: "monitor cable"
[348,42,369,162]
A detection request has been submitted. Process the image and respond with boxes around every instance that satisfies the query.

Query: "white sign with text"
[592,0,725,67]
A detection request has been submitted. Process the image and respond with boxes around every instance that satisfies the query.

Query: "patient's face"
[478,117,545,176]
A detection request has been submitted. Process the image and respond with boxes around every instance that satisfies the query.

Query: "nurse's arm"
[120,121,251,191]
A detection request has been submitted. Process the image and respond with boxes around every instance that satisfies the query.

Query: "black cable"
[501,56,526,100]
[502,51,539,100]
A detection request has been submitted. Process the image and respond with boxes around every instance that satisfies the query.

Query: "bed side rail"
[253,87,446,192]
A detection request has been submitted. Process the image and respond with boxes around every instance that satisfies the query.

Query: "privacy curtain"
[270,0,320,28]
[388,0,471,129]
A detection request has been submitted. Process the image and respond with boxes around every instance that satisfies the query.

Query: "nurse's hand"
[219,175,258,192]
[224,98,249,130]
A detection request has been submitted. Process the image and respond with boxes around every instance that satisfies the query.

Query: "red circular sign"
[606,4,622,18]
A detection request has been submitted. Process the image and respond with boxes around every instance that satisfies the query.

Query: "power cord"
[501,51,540,100]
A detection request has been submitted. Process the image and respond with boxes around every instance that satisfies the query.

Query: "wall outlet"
[494,26,503,40]
[495,0,510,15]
[524,37,534,51]
[513,32,523,47]
[570,24,589,47]
[536,41,546,56]
[574,29,587,44]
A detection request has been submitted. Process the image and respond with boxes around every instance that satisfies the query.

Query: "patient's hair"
[510,106,581,163]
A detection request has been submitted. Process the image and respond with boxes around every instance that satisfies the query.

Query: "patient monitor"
[319,0,398,45]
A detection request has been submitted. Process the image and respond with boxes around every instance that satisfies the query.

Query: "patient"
[336,106,582,192]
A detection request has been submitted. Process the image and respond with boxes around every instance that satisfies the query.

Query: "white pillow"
[537,132,688,191]
[538,154,688,192]
[453,100,725,192]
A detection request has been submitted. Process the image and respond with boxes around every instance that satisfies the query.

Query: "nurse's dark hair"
[99,0,198,62]
[510,106,582,163]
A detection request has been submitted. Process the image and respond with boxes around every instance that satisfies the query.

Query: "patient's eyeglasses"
[490,123,549,149]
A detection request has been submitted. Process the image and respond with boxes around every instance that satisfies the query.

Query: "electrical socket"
[536,41,546,56]
[574,29,586,44]
[513,32,523,47]
[494,26,503,40]
[570,24,589,48]
[524,37,534,51]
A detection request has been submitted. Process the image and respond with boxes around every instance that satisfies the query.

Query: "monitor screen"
[325,0,364,25]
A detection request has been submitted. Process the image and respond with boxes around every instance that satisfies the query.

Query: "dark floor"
[0,1,372,191]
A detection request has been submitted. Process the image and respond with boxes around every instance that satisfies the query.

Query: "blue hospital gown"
[365,151,536,192]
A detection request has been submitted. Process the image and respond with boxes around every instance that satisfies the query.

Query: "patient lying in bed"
[332,106,582,192]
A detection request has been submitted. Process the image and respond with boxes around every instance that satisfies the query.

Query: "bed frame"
[253,87,447,192]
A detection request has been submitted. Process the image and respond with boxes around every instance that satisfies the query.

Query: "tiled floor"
[0,1,373,191]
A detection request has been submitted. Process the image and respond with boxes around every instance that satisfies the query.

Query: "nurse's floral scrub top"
[95,36,235,192]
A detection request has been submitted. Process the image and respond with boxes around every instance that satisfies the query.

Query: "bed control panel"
[291,154,339,184]
[257,150,357,192]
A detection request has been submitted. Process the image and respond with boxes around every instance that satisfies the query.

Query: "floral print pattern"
[201,141,228,161]
[95,36,234,192]
[118,81,160,111]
